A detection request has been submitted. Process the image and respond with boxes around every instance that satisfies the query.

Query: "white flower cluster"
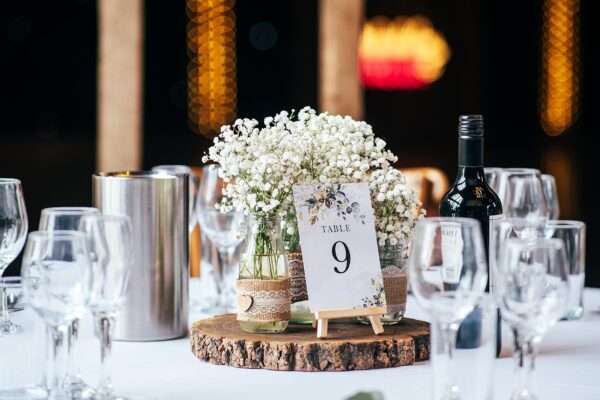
[369,168,424,247]
[290,107,398,184]
[203,107,424,244]
[202,112,303,216]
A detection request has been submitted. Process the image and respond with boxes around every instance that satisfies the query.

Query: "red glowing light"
[358,16,451,90]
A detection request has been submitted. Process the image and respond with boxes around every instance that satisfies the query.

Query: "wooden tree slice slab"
[190,314,429,372]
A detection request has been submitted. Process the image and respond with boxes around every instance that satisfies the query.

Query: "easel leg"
[317,319,329,338]
[368,315,384,335]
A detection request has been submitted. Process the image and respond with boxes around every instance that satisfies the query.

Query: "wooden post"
[97,0,144,172]
[319,0,364,119]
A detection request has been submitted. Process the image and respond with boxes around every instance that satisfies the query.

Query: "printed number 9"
[332,241,351,274]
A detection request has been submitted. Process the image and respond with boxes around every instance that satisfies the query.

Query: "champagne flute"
[79,214,133,400]
[21,231,92,400]
[408,217,488,400]
[0,178,28,336]
[494,238,569,400]
[196,165,245,313]
[39,206,100,398]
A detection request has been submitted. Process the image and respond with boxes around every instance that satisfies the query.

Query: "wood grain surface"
[190,314,430,371]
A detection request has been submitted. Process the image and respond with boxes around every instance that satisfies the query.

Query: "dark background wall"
[1,1,595,286]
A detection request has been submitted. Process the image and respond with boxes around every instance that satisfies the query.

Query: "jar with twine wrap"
[359,242,408,325]
[237,215,290,333]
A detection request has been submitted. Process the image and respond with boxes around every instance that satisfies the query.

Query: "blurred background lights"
[540,0,580,136]
[186,0,237,137]
[358,16,451,90]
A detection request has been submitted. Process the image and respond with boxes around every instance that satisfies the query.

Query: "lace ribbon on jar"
[236,279,291,322]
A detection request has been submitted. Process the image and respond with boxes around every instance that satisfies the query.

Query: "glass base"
[562,306,584,320]
[0,320,22,336]
[511,388,539,400]
[239,320,288,333]
[68,377,96,400]
[357,311,405,326]
[0,386,47,400]
[92,391,135,400]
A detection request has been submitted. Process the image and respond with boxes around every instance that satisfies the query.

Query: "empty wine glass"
[0,178,29,336]
[496,169,548,220]
[152,165,200,232]
[79,214,132,400]
[197,165,245,313]
[494,238,569,400]
[39,206,100,398]
[408,217,488,400]
[21,231,92,400]
[541,174,560,220]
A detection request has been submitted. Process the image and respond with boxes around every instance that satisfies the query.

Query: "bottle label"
[489,213,504,294]
[440,222,464,284]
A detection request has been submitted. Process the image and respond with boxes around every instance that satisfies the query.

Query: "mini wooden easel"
[312,306,386,338]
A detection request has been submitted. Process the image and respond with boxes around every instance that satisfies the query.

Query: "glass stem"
[46,325,69,400]
[217,247,235,309]
[67,318,81,381]
[0,285,9,327]
[512,329,538,398]
[435,318,460,400]
[96,313,116,399]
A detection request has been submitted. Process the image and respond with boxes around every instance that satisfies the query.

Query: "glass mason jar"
[359,241,408,325]
[237,214,290,333]
[282,211,312,325]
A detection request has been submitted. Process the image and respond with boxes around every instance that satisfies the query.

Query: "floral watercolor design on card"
[302,184,367,225]
[360,278,386,309]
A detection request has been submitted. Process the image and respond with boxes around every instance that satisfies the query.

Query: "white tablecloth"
[3,289,600,400]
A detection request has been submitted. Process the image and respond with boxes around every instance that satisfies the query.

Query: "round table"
[3,289,600,400]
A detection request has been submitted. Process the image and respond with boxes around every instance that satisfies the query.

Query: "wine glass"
[79,214,132,400]
[151,165,200,232]
[39,206,100,397]
[196,165,245,313]
[496,169,548,220]
[408,217,488,400]
[21,231,92,400]
[494,238,569,400]
[541,174,560,220]
[0,178,29,336]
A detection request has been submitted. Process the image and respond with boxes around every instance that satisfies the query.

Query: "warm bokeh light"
[358,16,451,90]
[187,0,237,137]
[543,145,577,217]
[540,0,580,136]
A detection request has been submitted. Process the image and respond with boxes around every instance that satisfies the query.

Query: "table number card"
[292,182,385,313]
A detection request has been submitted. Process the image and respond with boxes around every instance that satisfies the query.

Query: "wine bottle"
[439,114,503,356]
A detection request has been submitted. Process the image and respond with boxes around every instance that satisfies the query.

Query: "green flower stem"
[242,216,283,280]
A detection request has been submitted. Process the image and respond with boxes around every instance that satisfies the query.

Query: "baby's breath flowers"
[203,107,424,263]
[368,168,424,249]
[202,112,303,218]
